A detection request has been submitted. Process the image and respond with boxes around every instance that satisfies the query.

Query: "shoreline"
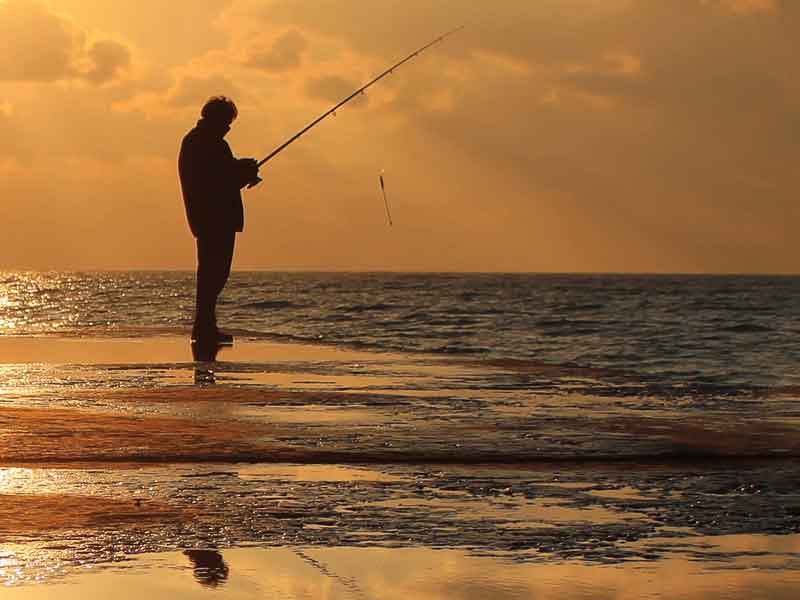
[0,335,798,593]
[0,335,797,465]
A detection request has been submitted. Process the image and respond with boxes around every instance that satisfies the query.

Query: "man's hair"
[201,96,238,124]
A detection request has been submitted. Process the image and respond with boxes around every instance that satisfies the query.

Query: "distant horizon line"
[1,268,799,277]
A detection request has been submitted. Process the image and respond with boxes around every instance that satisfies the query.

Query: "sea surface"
[1,271,798,390]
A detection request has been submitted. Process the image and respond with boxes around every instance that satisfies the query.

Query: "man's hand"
[238,158,261,189]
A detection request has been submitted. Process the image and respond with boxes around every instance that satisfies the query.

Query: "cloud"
[0,110,14,158]
[166,74,242,109]
[0,0,132,84]
[713,0,777,14]
[84,39,132,84]
[304,75,364,105]
[251,0,624,67]
[245,29,308,71]
[0,0,78,81]
[556,51,645,104]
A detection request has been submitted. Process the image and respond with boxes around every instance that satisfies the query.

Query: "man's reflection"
[191,339,223,384]
[184,549,229,587]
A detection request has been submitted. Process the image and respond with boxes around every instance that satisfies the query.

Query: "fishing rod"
[248,25,464,184]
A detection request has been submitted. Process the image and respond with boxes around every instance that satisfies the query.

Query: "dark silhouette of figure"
[183,549,229,587]
[179,96,261,344]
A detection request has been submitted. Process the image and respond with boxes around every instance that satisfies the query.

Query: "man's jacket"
[178,119,251,238]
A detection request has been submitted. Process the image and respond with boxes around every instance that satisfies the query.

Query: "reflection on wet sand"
[0,493,183,533]
[191,339,223,384]
[183,549,229,588]
[3,545,800,600]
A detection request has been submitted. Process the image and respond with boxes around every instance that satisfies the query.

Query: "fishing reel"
[238,158,262,189]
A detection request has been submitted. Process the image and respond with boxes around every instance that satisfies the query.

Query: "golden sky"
[0,0,797,272]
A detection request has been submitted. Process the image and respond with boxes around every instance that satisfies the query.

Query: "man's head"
[200,96,238,137]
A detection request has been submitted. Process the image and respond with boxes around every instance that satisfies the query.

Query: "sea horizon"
[4,268,800,276]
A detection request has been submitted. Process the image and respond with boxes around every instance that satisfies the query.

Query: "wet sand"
[0,336,799,596]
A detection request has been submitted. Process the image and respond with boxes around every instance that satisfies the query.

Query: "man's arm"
[235,158,261,189]
[220,141,261,189]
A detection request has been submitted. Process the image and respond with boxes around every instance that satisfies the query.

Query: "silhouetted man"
[179,96,260,344]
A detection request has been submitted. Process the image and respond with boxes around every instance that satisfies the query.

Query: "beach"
[1,333,799,597]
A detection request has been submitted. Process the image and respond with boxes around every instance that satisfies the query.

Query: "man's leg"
[193,232,235,340]
[210,232,236,332]
[194,236,217,339]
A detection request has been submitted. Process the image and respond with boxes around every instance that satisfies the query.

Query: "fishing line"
[247,25,464,187]
[379,170,393,226]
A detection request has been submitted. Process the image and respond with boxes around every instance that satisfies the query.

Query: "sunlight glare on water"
[0,271,127,335]
[0,282,19,332]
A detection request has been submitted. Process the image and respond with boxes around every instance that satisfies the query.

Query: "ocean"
[1,271,798,390]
